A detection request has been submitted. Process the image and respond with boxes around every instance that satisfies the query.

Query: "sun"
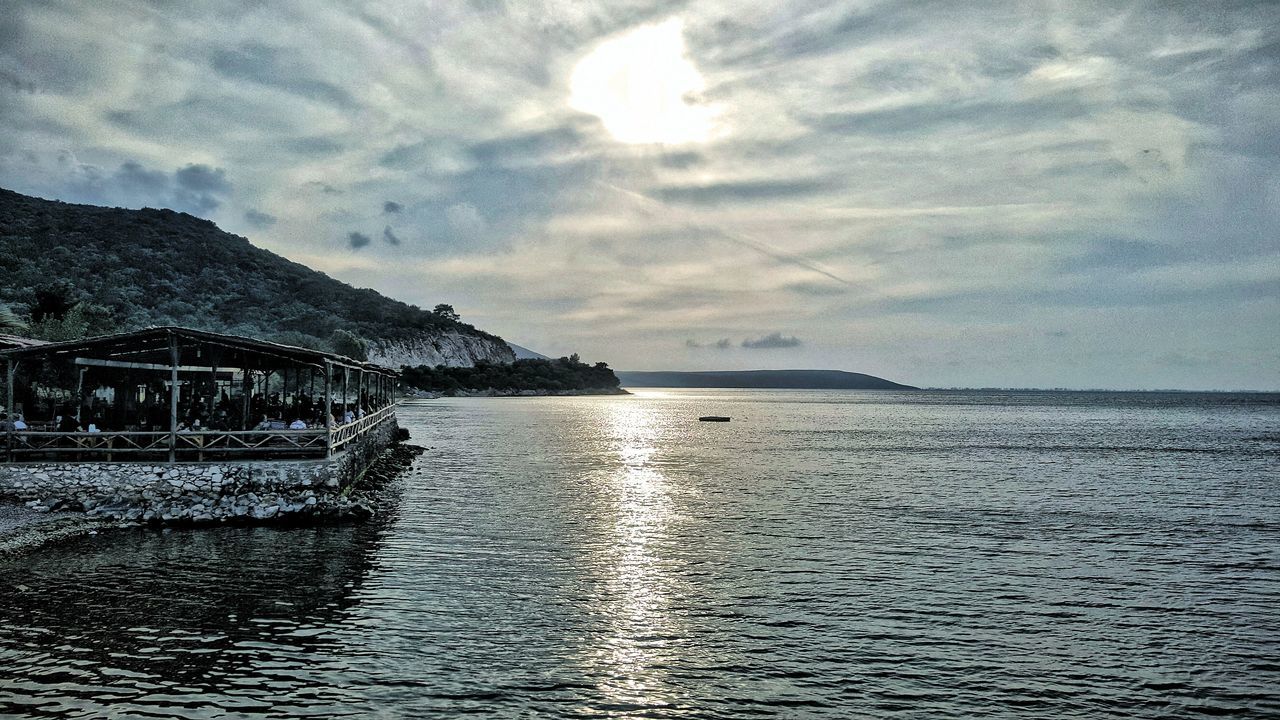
[569,18,721,145]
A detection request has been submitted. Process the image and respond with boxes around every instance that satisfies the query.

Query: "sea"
[1,389,1278,718]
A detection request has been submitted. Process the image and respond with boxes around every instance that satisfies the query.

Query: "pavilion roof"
[0,326,396,376]
[0,334,48,350]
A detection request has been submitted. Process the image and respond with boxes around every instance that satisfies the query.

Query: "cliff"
[0,187,515,367]
[369,330,517,367]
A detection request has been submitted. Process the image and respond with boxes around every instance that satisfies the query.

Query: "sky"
[1,1,1277,390]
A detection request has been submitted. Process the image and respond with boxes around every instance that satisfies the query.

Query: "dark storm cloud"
[244,209,277,228]
[383,200,403,214]
[383,226,401,245]
[175,164,231,193]
[741,332,802,349]
[348,231,371,249]
[57,160,233,217]
[115,161,170,195]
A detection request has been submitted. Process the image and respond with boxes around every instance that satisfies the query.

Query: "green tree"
[432,303,460,322]
[328,328,369,361]
[26,302,115,342]
[0,304,25,334]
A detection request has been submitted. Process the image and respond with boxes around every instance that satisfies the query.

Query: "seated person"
[57,414,83,433]
[253,414,272,431]
[288,418,308,430]
[12,414,27,431]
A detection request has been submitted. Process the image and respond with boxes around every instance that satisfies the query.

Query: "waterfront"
[1,390,1278,718]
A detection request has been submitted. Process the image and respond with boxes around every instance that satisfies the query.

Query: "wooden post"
[323,361,334,457]
[358,369,365,414]
[241,369,252,430]
[341,367,348,417]
[208,363,218,418]
[168,332,179,464]
[74,367,87,423]
[6,359,15,463]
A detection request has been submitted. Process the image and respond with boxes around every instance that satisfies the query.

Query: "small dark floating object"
[699,416,731,422]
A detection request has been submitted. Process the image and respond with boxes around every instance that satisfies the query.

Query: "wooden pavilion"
[1,327,398,462]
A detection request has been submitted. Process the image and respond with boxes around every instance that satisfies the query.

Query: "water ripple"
[1,390,1278,718]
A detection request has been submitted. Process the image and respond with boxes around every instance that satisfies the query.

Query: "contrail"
[595,180,852,285]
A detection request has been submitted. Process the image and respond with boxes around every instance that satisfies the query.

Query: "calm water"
[2,389,1279,718]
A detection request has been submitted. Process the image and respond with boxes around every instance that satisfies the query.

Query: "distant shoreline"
[406,388,630,399]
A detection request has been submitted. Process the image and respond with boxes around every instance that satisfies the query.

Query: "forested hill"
[0,188,515,366]
[616,370,918,390]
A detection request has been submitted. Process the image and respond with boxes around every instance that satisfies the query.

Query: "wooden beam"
[73,357,237,372]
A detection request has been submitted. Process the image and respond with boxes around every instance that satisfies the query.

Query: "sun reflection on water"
[588,401,686,710]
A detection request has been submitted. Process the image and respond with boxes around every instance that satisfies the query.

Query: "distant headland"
[616,370,918,390]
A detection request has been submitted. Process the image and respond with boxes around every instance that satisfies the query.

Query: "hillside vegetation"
[401,356,623,395]
[0,188,508,355]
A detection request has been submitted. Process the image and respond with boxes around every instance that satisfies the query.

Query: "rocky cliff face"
[368,329,516,368]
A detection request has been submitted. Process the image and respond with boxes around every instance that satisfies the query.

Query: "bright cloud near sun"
[569,18,722,145]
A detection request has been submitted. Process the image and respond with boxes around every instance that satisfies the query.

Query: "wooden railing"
[330,404,396,453]
[4,404,396,463]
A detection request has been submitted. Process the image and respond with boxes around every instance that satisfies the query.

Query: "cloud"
[383,225,401,245]
[347,231,371,249]
[383,200,403,214]
[685,337,732,349]
[654,178,833,205]
[445,202,487,237]
[209,42,356,108]
[244,209,277,228]
[174,164,231,193]
[741,332,802,349]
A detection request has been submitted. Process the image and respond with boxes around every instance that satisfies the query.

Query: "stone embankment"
[0,420,400,530]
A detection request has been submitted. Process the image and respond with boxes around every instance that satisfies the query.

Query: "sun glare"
[569,18,720,145]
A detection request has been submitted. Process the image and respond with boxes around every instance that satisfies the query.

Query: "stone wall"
[0,418,398,524]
